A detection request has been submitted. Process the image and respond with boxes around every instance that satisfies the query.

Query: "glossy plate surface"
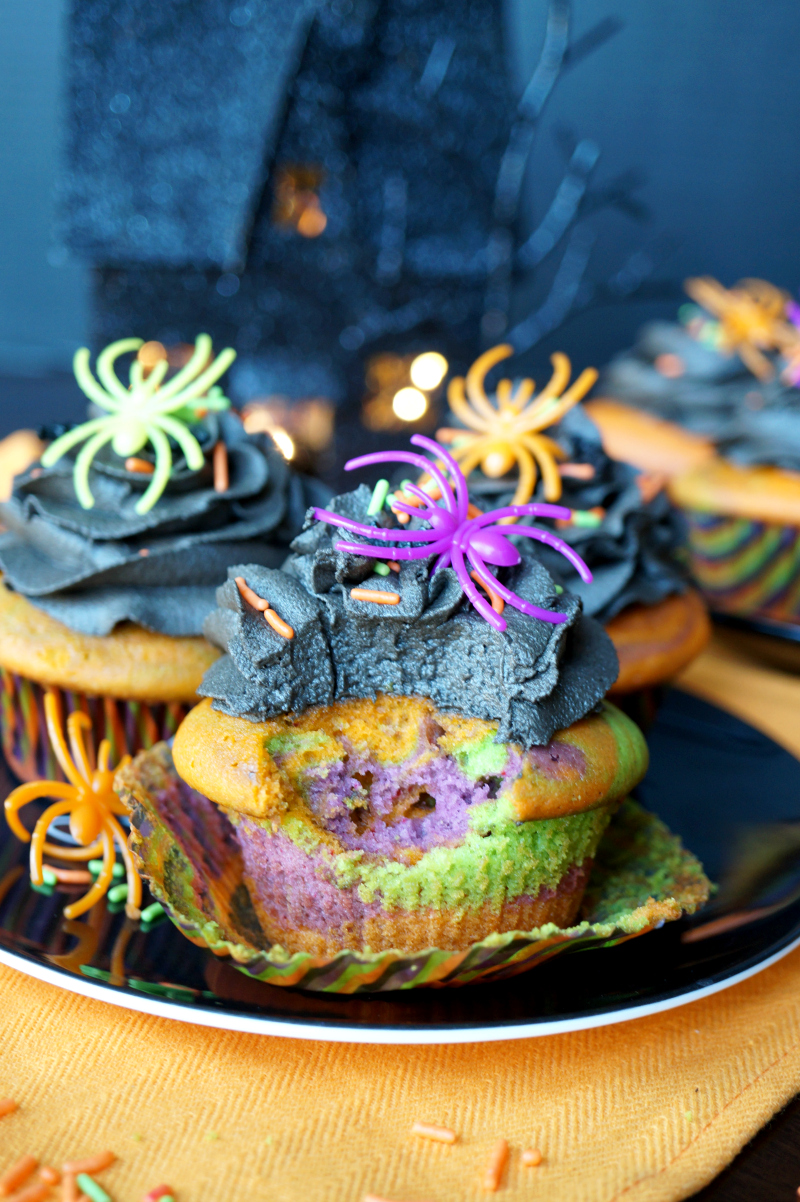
[1,689,800,1044]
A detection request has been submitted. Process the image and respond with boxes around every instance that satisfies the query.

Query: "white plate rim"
[2,930,799,1045]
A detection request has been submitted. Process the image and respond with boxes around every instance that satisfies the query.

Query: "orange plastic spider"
[684,277,799,381]
[4,693,142,920]
[435,344,598,505]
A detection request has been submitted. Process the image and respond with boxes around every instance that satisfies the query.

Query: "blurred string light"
[392,386,428,422]
[241,396,334,467]
[270,427,296,460]
[409,351,448,391]
[272,165,328,239]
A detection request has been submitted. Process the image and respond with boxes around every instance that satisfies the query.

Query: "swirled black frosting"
[602,321,800,471]
[464,407,687,623]
[199,483,619,748]
[0,411,330,636]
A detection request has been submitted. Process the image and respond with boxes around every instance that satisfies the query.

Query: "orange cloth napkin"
[2,944,800,1202]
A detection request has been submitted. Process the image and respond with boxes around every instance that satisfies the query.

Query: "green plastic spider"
[40,333,237,514]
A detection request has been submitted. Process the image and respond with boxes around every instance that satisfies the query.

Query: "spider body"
[311,434,592,632]
[684,277,798,381]
[435,343,599,505]
[39,334,236,514]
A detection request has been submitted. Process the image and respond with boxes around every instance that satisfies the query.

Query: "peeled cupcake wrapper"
[0,668,189,783]
[682,511,800,623]
[121,744,710,994]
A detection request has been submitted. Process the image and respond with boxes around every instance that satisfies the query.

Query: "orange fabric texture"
[1,949,800,1201]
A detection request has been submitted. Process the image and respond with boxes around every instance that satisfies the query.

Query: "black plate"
[1,689,800,1043]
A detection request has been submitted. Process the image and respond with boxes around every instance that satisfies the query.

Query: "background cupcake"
[0,335,329,780]
[122,438,649,958]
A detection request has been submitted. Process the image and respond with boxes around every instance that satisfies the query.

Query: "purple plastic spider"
[311,434,592,632]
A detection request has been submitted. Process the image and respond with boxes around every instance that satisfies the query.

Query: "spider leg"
[468,504,572,527]
[446,376,492,432]
[106,812,142,919]
[67,711,94,781]
[345,449,459,518]
[4,781,76,843]
[432,550,452,574]
[509,523,593,583]
[450,544,506,630]
[334,537,453,560]
[509,443,537,507]
[157,414,205,470]
[400,481,437,512]
[44,693,84,787]
[62,822,116,920]
[30,799,75,885]
[467,551,569,625]
[411,434,468,521]
[153,333,212,401]
[42,838,105,861]
[518,435,561,502]
[134,425,173,515]
[73,428,117,509]
[509,378,535,410]
[71,348,122,413]
[159,346,237,409]
[97,338,142,400]
[313,507,444,542]
[39,417,108,469]
[465,344,514,421]
[138,357,170,397]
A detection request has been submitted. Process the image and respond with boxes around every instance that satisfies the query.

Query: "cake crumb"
[410,1122,458,1144]
[521,1148,543,1167]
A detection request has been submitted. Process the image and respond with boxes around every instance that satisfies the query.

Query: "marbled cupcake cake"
[123,436,650,956]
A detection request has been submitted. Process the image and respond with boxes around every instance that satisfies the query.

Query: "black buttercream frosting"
[464,407,687,623]
[601,321,800,471]
[200,483,620,748]
[0,411,330,636]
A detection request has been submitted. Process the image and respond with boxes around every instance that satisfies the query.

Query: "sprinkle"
[212,440,229,493]
[138,548,150,556]
[0,1099,16,1119]
[521,1148,543,1167]
[410,1122,457,1144]
[8,1184,51,1202]
[636,471,668,504]
[204,1132,218,1142]
[89,860,124,879]
[62,1174,78,1202]
[142,1188,175,1202]
[469,571,504,616]
[654,352,686,379]
[262,607,295,639]
[75,1176,111,1202]
[387,562,400,572]
[373,562,390,576]
[554,585,564,594]
[558,462,595,480]
[46,867,93,884]
[483,1139,509,1192]
[350,588,401,605]
[234,576,270,611]
[62,1154,115,1177]
[42,867,57,887]
[466,502,483,519]
[108,883,128,904]
[141,902,165,924]
[0,1155,38,1196]
[367,478,390,515]
[562,506,605,528]
[40,1167,61,1185]
[124,457,155,474]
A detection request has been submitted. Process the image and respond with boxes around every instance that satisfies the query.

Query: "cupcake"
[430,344,710,694]
[121,435,650,957]
[0,335,329,780]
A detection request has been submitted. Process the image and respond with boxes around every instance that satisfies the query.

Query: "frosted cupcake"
[430,344,709,693]
[121,435,649,956]
[0,335,329,779]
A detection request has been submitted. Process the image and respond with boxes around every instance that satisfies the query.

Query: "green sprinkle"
[88,859,124,878]
[131,1133,143,1141]
[571,509,603,528]
[554,584,564,594]
[30,882,54,896]
[685,1111,694,1122]
[263,1135,274,1146]
[76,1174,111,1202]
[108,882,128,904]
[80,965,111,982]
[373,562,390,576]
[205,1131,219,1141]
[42,867,57,887]
[367,478,390,515]
[141,901,165,924]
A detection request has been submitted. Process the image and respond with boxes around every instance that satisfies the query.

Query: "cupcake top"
[601,278,800,472]
[200,436,619,748]
[0,337,329,637]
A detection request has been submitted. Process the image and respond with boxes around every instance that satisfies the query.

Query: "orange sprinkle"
[39,1167,61,1185]
[234,576,269,611]
[387,562,400,572]
[410,1122,457,1144]
[124,457,154,475]
[559,462,595,480]
[637,471,668,504]
[138,548,150,556]
[44,866,93,884]
[0,1099,16,1119]
[483,1139,509,1192]
[9,1184,51,1202]
[61,1153,114,1177]
[213,440,229,492]
[350,588,401,605]
[0,1155,37,1196]
[262,607,295,640]
[466,502,483,519]
[393,510,411,524]
[142,1187,175,1202]
[521,1148,543,1167]
[61,1174,78,1202]
[469,571,504,616]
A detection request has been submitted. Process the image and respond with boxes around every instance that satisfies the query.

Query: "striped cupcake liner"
[684,511,800,624]
[0,667,190,783]
[122,744,711,993]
